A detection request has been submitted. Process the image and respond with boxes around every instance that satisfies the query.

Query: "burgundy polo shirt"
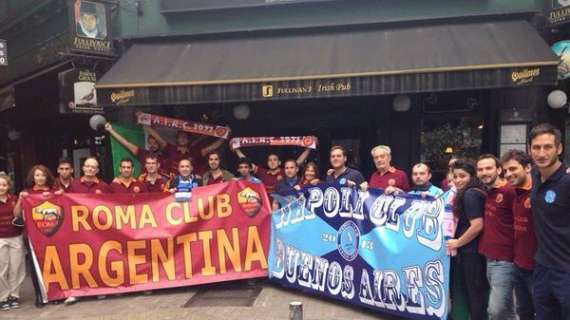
[110,178,147,194]
[138,173,169,193]
[136,148,170,175]
[478,180,516,262]
[68,177,110,194]
[206,174,225,186]
[164,144,203,176]
[256,166,284,194]
[513,180,536,270]
[368,167,410,191]
[0,195,20,238]
[54,177,72,192]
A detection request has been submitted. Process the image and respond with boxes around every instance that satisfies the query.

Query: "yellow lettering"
[150,239,175,282]
[183,201,197,223]
[127,240,148,284]
[217,194,232,218]
[98,241,124,287]
[244,226,268,271]
[197,196,215,220]
[72,205,91,232]
[198,231,216,276]
[93,205,113,230]
[42,245,70,291]
[176,233,197,278]
[69,244,97,289]
[165,202,183,225]
[115,206,136,229]
[217,228,241,274]
[138,205,157,228]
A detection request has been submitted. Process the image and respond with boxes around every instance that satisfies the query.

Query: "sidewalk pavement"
[2,276,403,320]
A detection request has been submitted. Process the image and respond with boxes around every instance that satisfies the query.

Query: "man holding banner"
[68,157,110,194]
[202,151,234,185]
[138,155,169,193]
[109,158,146,194]
[104,123,170,175]
[325,145,365,187]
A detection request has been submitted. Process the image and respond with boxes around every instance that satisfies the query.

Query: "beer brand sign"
[511,68,541,85]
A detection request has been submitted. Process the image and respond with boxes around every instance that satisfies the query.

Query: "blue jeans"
[533,264,570,320]
[486,259,515,320]
[514,265,535,320]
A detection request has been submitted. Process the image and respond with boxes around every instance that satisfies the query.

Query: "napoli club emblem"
[545,190,556,204]
[31,201,64,237]
[237,187,262,217]
[337,221,360,261]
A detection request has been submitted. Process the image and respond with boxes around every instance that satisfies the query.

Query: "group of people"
[0,121,568,320]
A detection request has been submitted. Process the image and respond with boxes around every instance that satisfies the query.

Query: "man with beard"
[409,163,444,197]
[476,154,516,320]
[501,150,536,320]
[54,158,74,192]
[528,123,570,320]
[202,151,234,185]
[109,158,146,193]
[104,123,170,175]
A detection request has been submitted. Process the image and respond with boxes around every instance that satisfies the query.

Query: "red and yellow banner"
[23,181,270,302]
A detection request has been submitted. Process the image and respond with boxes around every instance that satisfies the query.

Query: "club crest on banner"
[31,201,63,237]
[337,221,360,261]
[237,187,262,217]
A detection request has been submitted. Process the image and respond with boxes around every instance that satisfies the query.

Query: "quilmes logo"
[31,201,63,237]
[110,89,135,104]
[337,221,361,262]
[237,187,262,217]
[511,68,540,85]
[262,85,274,98]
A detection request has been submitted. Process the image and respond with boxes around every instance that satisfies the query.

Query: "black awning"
[96,20,558,107]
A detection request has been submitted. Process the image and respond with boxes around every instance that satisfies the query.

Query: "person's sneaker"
[7,296,19,309]
[0,301,10,311]
[64,296,78,305]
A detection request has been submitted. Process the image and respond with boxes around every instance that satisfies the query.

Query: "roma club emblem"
[31,201,64,237]
[237,187,262,217]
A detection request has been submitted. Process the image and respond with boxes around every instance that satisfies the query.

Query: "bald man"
[409,162,443,198]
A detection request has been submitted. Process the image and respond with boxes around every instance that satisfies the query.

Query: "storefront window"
[420,117,483,174]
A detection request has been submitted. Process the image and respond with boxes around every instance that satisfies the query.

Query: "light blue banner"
[269,185,450,320]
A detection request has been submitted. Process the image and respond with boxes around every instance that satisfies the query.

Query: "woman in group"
[446,159,488,320]
[12,164,58,307]
[13,164,58,222]
[0,173,25,311]
[294,161,320,190]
